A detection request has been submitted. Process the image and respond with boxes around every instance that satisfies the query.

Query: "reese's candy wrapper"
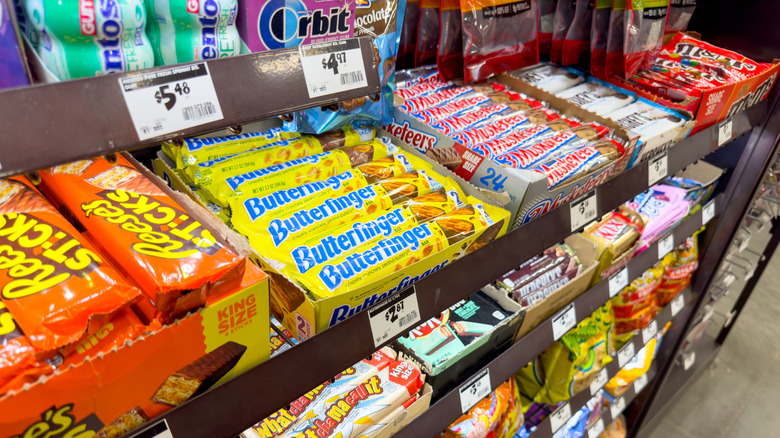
[37,157,243,314]
[60,307,145,364]
[0,177,141,356]
[0,301,38,390]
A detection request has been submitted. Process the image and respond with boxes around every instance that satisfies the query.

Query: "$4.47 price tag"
[570,191,598,232]
[459,369,492,413]
[648,153,668,186]
[119,63,224,141]
[367,287,421,347]
[299,39,368,98]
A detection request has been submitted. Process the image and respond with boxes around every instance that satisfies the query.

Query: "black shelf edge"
[0,37,381,178]
[123,102,754,438]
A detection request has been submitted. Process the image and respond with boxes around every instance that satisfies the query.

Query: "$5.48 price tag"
[367,287,420,347]
[552,303,577,341]
[119,63,224,141]
[609,267,629,298]
[459,369,492,413]
[299,39,368,98]
[571,191,598,232]
[648,153,668,186]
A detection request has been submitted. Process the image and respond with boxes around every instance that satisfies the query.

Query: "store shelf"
[123,103,751,438]
[0,37,381,178]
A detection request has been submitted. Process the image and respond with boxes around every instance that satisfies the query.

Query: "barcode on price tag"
[658,233,674,259]
[718,117,733,147]
[590,368,609,396]
[119,63,224,141]
[610,396,626,418]
[367,287,420,347]
[459,369,492,413]
[683,352,696,370]
[618,342,636,368]
[131,420,173,438]
[671,294,685,317]
[552,303,577,341]
[648,153,668,186]
[588,419,605,438]
[299,39,368,98]
[703,200,716,225]
[570,191,598,232]
[634,373,649,393]
[550,403,572,432]
[609,267,629,297]
[642,320,659,344]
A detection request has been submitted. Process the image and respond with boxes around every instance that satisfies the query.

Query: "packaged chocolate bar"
[0,177,141,355]
[270,316,298,358]
[510,63,585,94]
[37,157,241,314]
[493,123,610,169]
[429,102,529,135]
[398,291,510,372]
[555,78,635,116]
[395,78,453,100]
[437,0,463,80]
[531,138,624,188]
[399,83,501,113]
[163,126,288,167]
[584,207,645,259]
[497,244,581,304]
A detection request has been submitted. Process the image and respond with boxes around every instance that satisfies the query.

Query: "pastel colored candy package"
[398,0,420,69]
[436,0,463,80]
[664,0,695,34]
[604,0,627,78]
[590,0,613,78]
[550,0,575,64]
[460,0,539,83]
[561,0,593,66]
[538,0,558,57]
[624,0,670,79]
[415,0,440,67]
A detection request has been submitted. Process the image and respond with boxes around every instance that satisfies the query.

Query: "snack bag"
[437,0,463,80]
[561,0,593,66]
[415,0,440,66]
[516,360,545,400]
[37,157,243,314]
[443,379,513,438]
[460,0,539,83]
[550,0,575,64]
[624,0,670,78]
[398,0,421,69]
[665,0,695,34]
[611,267,661,333]
[591,0,614,78]
[604,338,656,397]
[604,0,627,78]
[656,235,698,306]
[495,379,523,438]
[0,177,141,356]
[538,0,558,57]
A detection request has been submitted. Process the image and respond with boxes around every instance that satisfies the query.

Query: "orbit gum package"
[0,177,141,357]
[37,156,243,315]
[460,0,539,83]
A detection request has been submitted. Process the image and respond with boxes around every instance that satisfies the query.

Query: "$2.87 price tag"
[459,369,492,413]
[299,39,368,98]
[367,287,421,347]
[119,63,224,141]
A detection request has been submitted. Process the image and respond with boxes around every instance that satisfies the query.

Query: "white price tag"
[703,200,716,225]
[459,369,492,413]
[119,63,224,141]
[634,373,649,394]
[618,342,636,368]
[648,153,668,186]
[658,234,674,259]
[132,419,173,438]
[550,403,572,433]
[299,39,368,98]
[642,320,659,345]
[683,352,696,370]
[588,419,605,438]
[610,396,627,419]
[590,367,609,396]
[718,118,733,147]
[367,287,420,347]
[609,267,629,298]
[570,191,598,232]
[552,303,577,341]
[671,293,685,317]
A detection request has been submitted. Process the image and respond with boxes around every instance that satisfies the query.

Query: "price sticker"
[299,39,368,98]
[367,287,420,347]
[703,200,716,225]
[658,233,674,259]
[570,190,598,232]
[609,267,629,298]
[648,153,668,186]
[459,369,492,413]
[552,303,577,341]
[618,342,636,368]
[642,320,659,345]
[683,352,696,370]
[590,368,609,396]
[131,419,173,438]
[119,63,224,141]
[588,419,605,438]
[718,117,733,147]
[610,396,627,419]
[671,293,685,317]
[634,373,649,394]
[550,403,572,433]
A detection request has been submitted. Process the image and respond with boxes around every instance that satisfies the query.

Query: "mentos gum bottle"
[145,0,241,65]
[22,0,155,80]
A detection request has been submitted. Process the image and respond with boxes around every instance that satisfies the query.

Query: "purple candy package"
[0,0,31,90]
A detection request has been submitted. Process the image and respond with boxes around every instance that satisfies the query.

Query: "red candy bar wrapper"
[538,0,557,57]
[590,0,613,78]
[437,0,464,80]
[398,0,420,69]
[550,0,575,64]
[415,0,440,66]
[38,156,243,314]
[562,0,593,66]
[605,0,627,78]
[0,176,141,357]
[461,0,539,83]
[624,0,669,78]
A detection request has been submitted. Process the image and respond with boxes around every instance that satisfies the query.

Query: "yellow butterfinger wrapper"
[163,127,299,168]
[204,140,397,208]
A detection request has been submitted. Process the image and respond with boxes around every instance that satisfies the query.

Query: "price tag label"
[590,368,609,396]
[459,369,492,413]
[367,287,420,347]
[648,153,668,186]
[299,39,368,98]
[552,303,577,341]
[609,267,629,298]
[131,420,173,438]
[642,320,659,345]
[683,352,696,371]
[634,373,649,394]
[550,403,572,433]
[570,191,598,232]
[119,63,224,141]
[618,342,636,368]
[671,293,685,317]
[718,117,733,147]
[610,396,627,419]
[658,234,674,259]
[703,200,716,225]
[588,419,605,438]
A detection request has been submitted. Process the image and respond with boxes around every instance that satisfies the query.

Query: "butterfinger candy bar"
[0,177,141,355]
[38,156,242,314]
[151,341,247,407]
[163,126,290,167]
[531,138,624,188]
[96,407,150,438]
